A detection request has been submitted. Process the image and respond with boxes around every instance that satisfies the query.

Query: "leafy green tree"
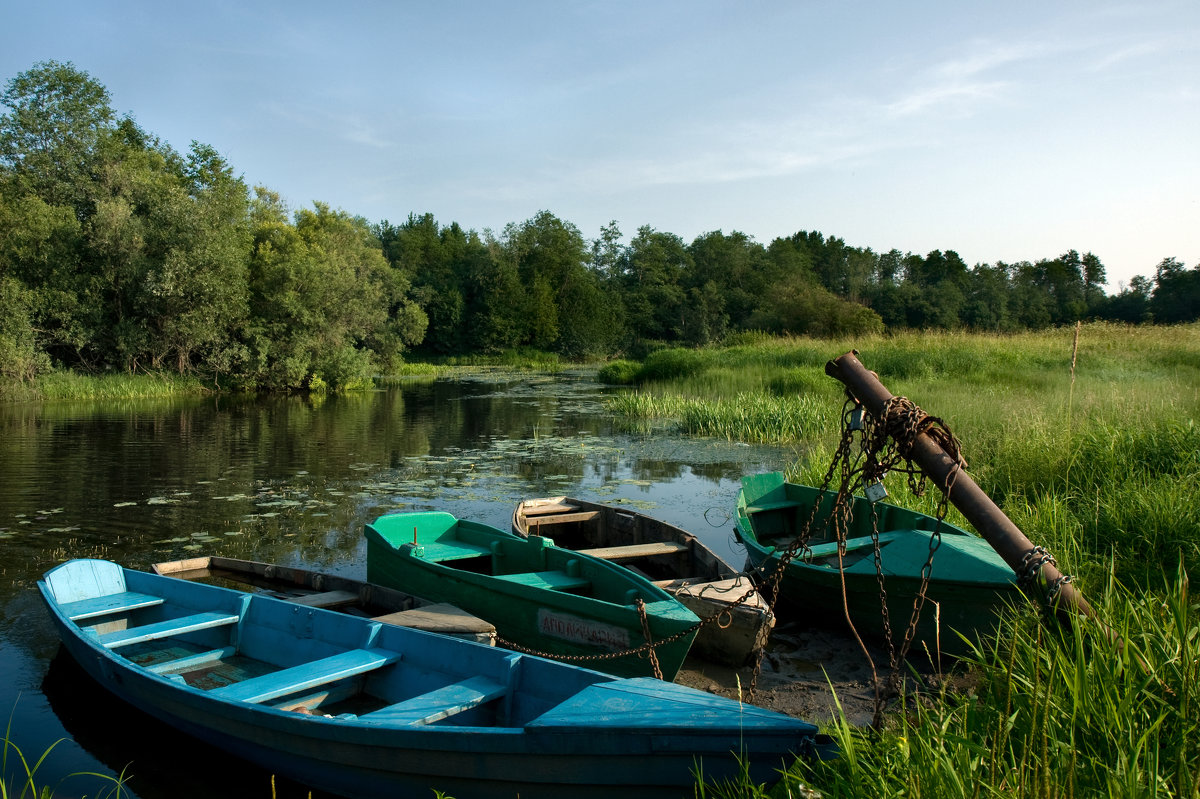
[688,230,769,329]
[1151,258,1200,324]
[0,60,115,214]
[624,226,689,343]
[245,195,423,389]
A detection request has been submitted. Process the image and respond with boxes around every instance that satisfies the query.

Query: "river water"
[0,371,798,798]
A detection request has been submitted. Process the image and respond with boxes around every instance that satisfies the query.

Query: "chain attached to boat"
[743,392,969,724]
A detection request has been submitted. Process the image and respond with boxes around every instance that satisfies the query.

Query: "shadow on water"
[40,649,328,799]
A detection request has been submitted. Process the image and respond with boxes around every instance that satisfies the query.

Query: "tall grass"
[605,323,1200,588]
[28,370,211,401]
[788,566,1199,799]
[605,323,1200,798]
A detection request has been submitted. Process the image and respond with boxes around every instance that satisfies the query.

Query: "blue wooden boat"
[40,558,832,798]
[366,511,701,680]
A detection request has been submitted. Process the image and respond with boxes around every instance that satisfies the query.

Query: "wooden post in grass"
[825,349,1096,625]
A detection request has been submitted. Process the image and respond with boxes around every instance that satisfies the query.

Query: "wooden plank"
[526,511,599,526]
[290,590,358,608]
[358,676,506,725]
[61,591,165,622]
[97,611,240,649]
[578,542,688,560]
[146,646,238,675]
[372,603,495,635]
[521,502,580,516]
[491,570,590,592]
[209,648,401,704]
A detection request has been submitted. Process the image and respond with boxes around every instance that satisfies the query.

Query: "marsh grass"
[605,323,1200,797]
[787,566,1199,799]
[606,322,1200,587]
[26,370,211,402]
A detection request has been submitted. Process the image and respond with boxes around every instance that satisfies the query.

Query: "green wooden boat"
[365,512,700,680]
[735,472,1018,657]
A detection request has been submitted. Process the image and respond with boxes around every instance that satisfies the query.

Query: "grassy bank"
[605,323,1200,588]
[604,323,1200,797]
[4,370,213,402]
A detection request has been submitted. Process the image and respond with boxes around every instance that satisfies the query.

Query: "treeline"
[1,61,1196,392]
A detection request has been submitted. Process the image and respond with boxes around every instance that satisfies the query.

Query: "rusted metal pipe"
[825,350,1095,624]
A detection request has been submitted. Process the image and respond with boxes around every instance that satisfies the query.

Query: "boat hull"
[40,558,830,799]
[736,472,1018,656]
[513,497,774,666]
[366,512,699,679]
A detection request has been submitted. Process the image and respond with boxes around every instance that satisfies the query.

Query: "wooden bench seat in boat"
[208,648,401,704]
[518,501,580,516]
[578,542,688,560]
[94,611,241,649]
[524,510,600,527]
[61,591,165,622]
[146,646,238,675]
[289,590,358,609]
[357,676,507,725]
[491,570,590,592]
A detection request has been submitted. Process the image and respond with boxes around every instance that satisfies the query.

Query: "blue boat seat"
[358,676,506,725]
[491,570,590,592]
[95,611,241,649]
[61,591,165,621]
[209,648,401,704]
[146,646,238,675]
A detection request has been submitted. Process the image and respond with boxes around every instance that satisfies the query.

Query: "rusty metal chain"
[494,577,764,675]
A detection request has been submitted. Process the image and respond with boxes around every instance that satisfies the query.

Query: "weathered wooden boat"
[152,555,496,645]
[735,472,1018,656]
[365,511,700,680]
[39,558,831,798]
[512,497,774,667]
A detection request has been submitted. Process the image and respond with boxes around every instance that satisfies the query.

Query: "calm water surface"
[0,372,798,798]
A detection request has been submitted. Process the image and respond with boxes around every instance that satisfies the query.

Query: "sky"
[1,0,1197,290]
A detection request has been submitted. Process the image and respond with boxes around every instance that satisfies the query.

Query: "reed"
[786,564,1199,799]
[28,370,211,401]
[606,322,1200,588]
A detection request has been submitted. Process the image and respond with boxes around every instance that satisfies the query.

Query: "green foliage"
[596,360,640,384]
[794,568,1200,799]
[637,348,711,381]
[3,58,1198,396]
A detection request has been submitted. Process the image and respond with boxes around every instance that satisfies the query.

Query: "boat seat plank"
[416,541,493,561]
[372,603,495,635]
[520,502,579,516]
[96,611,240,649]
[290,590,359,608]
[209,648,401,704]
[491,570,590,592]
[146,646,238,675]
[358,676,506,725]
[578,542,688,560]
[745,500,803,514]
[61,591,165,622]
[527,511,600,526]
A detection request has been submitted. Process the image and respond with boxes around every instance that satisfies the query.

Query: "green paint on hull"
[736,472,1019,656]
[365,512,698,679]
